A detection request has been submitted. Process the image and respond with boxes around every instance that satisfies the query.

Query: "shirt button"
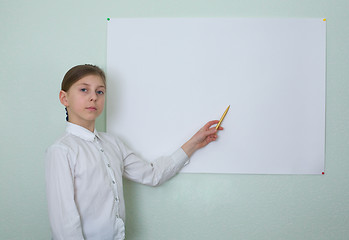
[107,163,111,167]
[112,180,116,184]
[100,149,104,152]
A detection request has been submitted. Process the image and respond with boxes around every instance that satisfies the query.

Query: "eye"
[80,88,87,92]
[97,90,105,95]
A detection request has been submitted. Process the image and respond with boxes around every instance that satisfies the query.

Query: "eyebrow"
[77,83,106,88]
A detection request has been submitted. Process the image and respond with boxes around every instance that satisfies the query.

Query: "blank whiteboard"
[106,18,326,174]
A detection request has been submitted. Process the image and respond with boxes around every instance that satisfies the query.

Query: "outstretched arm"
[122,120,223,186]
[181,120,223,158]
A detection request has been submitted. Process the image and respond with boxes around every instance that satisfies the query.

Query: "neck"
[68,120,95,132]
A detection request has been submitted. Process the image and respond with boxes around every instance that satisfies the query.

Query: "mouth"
[86,107,97,111]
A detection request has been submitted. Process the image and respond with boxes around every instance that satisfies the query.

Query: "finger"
[203,120,219,130]
[206,134,218,144]
[200,126,217,137]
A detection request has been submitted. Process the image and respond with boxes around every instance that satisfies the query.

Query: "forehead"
[73,74,106,88]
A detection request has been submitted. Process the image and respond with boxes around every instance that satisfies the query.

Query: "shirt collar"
[66,122,101,142]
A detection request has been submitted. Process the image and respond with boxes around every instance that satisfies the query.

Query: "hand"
[181,120,223,157]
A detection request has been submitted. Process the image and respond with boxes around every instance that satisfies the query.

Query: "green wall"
[1,0,348,239]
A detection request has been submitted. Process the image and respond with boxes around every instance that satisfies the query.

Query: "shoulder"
[45,133,86,171]
[45,132,79,158]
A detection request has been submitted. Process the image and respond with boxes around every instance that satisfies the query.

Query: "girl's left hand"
[181,120,223,157]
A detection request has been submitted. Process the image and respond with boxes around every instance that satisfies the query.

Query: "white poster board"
[106,18,326,174]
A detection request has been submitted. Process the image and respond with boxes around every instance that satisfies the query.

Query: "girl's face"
[59,74,106,131]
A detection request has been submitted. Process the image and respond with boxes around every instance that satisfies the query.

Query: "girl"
[45,64,222,240]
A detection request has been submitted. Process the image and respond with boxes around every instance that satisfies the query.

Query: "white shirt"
[45,122,189,240]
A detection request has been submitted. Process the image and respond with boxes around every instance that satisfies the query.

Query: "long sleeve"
[45,144,84,240]
[117,138,189,186]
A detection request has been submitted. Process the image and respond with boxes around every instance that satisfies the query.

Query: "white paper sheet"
[106,18,326,174]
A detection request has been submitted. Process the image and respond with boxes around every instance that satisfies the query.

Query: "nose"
[90,92,98,101]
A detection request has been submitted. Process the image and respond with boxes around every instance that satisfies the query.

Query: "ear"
[59,90,69,107]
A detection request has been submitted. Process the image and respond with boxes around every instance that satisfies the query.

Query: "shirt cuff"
[172,147,190,167]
